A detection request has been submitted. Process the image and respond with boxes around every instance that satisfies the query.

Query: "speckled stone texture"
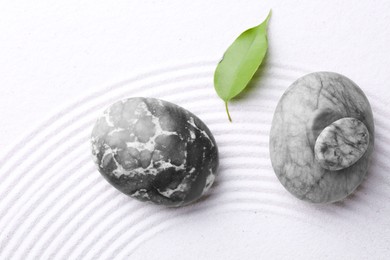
[314,117,369,171]
[269,72,374,203]
[91,97,219,207]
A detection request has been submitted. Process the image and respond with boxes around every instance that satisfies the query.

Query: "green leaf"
[214,10,271,122]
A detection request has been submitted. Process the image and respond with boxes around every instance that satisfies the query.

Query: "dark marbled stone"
[91,97,219,207]
[269,72,374,203]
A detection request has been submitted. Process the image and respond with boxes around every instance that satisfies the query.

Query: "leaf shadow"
[231,52,270,102]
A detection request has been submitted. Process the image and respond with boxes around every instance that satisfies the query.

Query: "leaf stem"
[225,101,232,122]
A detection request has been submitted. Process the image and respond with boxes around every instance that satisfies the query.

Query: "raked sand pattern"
[0,60,389,259]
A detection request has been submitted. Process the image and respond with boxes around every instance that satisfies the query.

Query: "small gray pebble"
[91,97,219,207]
[269,72,374,203]
[314,117,369,171]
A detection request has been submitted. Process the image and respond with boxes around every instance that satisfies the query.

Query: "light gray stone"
[314,117,369,171]
[269,72,374,203]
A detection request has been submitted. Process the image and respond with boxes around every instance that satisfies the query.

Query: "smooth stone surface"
[270,72,374,203]
[91,97,219,207]
[314,117,369,171]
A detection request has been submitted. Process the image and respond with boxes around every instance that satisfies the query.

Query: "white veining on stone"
[202,171,216,194]
[187,117,215,147]
[91,97,218,206]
